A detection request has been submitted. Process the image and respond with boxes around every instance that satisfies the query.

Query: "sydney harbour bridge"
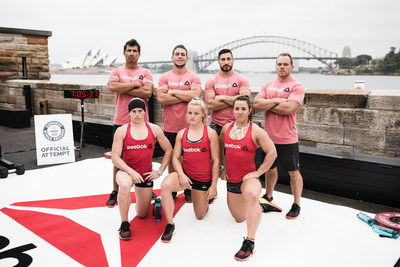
[139,36,338,72]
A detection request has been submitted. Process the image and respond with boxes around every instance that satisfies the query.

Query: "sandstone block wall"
[0,28,52,81]
[0,80,399,158]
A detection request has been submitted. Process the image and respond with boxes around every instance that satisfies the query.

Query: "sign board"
[34,114,75,165]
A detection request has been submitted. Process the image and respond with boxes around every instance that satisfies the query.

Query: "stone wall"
[0,27,52,81]
[1,79,399,158]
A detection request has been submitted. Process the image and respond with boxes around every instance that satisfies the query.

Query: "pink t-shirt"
[109,66,153,125]
[204,72,250,127]
[257,78,305,144]
[157,70,201,133]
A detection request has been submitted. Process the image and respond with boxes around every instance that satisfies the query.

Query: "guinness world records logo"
[43,121,66,141]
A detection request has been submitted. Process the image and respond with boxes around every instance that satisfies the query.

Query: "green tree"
[353,54,372,66]
[335,57,353,69]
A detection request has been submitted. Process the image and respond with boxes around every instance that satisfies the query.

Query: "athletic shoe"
[184,189,192,203]
[234,238,255,261]
[261,194,274,203]
[106,190,118,207]
[152,191,157,200]
[161,223,175,243]
[286,203,301,219]
[119,221,131,240]
[208,194,218,204]
[259,197,282,213]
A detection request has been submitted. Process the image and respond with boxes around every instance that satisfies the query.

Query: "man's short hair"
[172,44,188,56]
[218,49,233,59]
[124,39,141,53]
[277,53,293,65]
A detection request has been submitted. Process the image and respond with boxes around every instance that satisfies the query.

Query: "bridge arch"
[196,36,337,71]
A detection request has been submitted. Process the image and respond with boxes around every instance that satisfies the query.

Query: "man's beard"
[174,63,185,68]
[220,64,232,72]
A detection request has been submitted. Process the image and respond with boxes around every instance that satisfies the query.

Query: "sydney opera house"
[61,48,117,69]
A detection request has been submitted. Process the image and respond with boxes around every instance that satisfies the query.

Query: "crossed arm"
[108,78,154,98]
[156,85,202,105]
[253,95,300,115]
[204,89,251,111]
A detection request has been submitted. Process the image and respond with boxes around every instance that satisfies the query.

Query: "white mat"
[0,158,399,267]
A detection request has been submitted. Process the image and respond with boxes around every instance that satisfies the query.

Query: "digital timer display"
[64,89,100,99]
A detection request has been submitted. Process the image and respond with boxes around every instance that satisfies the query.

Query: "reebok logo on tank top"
[225,143,241,149]
[284,87,290,92]
[184,81,190,85]
[126,144,151,150]
[232,82,238,87]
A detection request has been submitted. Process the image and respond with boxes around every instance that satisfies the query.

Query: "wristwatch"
[157,169,163,176]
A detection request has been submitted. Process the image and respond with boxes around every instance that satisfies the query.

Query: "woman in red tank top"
[160,97,220,243]
[111,98,173,240]
[220,95,278,261]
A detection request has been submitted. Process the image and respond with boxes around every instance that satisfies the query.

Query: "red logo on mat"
[1,189,185,267]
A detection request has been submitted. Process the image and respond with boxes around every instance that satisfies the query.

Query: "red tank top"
[122,122,155,178]
[181,125,212,182]
[224,122,256,183]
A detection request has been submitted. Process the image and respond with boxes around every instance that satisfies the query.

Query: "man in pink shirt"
[204,49,251,135]
[106,39,154,207]
[254,53,305,219]
[156,44,202,202]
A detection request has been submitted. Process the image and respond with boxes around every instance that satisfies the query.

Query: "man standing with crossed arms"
[204,49,251,136]
[253,52,305,219]
[156,44,202,202]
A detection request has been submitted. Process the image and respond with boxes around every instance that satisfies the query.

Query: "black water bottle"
[153,197,162,222]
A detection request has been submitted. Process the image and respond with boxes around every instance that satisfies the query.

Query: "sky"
[1,0,400,71]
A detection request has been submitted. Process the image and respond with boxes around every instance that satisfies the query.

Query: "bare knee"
[234,217,246,223]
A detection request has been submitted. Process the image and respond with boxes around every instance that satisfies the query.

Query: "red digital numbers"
[64,90,100,99]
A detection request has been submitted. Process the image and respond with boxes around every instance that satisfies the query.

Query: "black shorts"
[210,122,223,136]
[270,143,300,171]
[227,181,243,194]
[189,177,212,191]
[164,131,178,149]
[135,180,154,188]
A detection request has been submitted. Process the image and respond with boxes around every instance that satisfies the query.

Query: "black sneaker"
[184,189,192,203]
[106,190,118,207]
[161,223,175,243]
[261,194,273,203]
[118,221,131,240]
[286,203,301,219]
[208,194,218,204]
[259,198,282,213]
[152,191,157,200]
[234,238,255,261]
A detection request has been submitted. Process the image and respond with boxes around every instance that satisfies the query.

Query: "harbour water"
[50,73,400,91]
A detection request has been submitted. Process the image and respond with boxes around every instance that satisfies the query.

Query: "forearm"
[270,101,299,115]
[171,89,201,103]
[253,98,282,111]
[207,99,230,111]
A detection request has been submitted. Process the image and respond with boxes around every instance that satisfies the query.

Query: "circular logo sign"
[43,121,66,141]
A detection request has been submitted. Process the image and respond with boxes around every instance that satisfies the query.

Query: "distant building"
[342,46,351,58]
[62,48,117,69]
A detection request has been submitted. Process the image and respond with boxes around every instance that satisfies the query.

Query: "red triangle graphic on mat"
[1,189,186,267]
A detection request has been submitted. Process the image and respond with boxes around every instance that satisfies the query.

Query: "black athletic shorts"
[189,177,212,191]
[164,131,178,149]
[227,181,243,194]
[210,122,223,136]
[270,143,300,171]
[135,179,154,188]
